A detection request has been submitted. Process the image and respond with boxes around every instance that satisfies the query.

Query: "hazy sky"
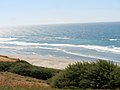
[0,0,120,26]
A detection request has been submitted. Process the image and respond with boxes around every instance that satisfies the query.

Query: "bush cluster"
[0,60,60,80]
[1,60,120,89]
[49,60,120,89]
[0,62,14,71]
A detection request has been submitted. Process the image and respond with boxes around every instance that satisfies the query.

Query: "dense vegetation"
[0,60,60,80]
[0,60,120,89]
[49,60,120,89]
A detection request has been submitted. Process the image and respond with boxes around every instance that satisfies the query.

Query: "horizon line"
[0,21,120,28]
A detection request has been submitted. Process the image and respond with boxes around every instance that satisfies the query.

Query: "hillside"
[0,55,120,89]
[0,55,60,90]
[0,55,20,62]
[0,72,59,90]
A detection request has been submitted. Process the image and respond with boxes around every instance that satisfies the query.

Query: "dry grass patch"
[0,72,50,88]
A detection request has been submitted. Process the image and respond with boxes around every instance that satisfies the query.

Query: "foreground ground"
[0,55,120,89]
[0,55,57,90]
[0,72,59,90]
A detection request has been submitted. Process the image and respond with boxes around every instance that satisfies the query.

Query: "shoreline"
[0,54,79,69]
[1,54,120,69]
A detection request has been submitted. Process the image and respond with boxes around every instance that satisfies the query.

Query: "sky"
[0,0,120,26]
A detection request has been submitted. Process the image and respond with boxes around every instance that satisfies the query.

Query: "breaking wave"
[0,41,120,54]
[0,38,17,42]
[109,39,118,41]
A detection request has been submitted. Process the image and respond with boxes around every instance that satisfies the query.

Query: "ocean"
[0,22,120,62]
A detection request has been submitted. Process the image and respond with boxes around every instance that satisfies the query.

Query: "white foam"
[0,41,40,46]
[35,46,104,59]
[33,46,120,61]
[1,42,120,62]
[37,44,120,54]
[78,45,120,53]
[66,52,120,64]
[62,50,108,60]
[36,46,62,51]
[32,52,36,55]
[0,41,120,54]
[0,38,17,42]
[0,41,76,47]
[109,39,118,41]
[54,37,70,40]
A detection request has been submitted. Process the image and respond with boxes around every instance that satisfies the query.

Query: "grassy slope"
[0,55,61,90]
[0,72,59,90]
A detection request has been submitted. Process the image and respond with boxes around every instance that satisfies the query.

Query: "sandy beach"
[0,54,78,69]
[1,54,120,69]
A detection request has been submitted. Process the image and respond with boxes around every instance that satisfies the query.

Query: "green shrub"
[0,62,15,71]
[8,62,59,80]
[49,60,120,89]
[16,60,30,64]
[0,60,60,80]
[108,67,120,88]
[92,60,117,89]
[9,62,33,76]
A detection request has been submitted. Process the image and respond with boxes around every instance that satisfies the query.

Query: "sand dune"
[0,55,20,62]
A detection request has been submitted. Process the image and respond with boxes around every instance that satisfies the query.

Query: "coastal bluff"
[0,55,20,62]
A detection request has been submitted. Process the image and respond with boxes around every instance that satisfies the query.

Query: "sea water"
[0,22,120,62]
